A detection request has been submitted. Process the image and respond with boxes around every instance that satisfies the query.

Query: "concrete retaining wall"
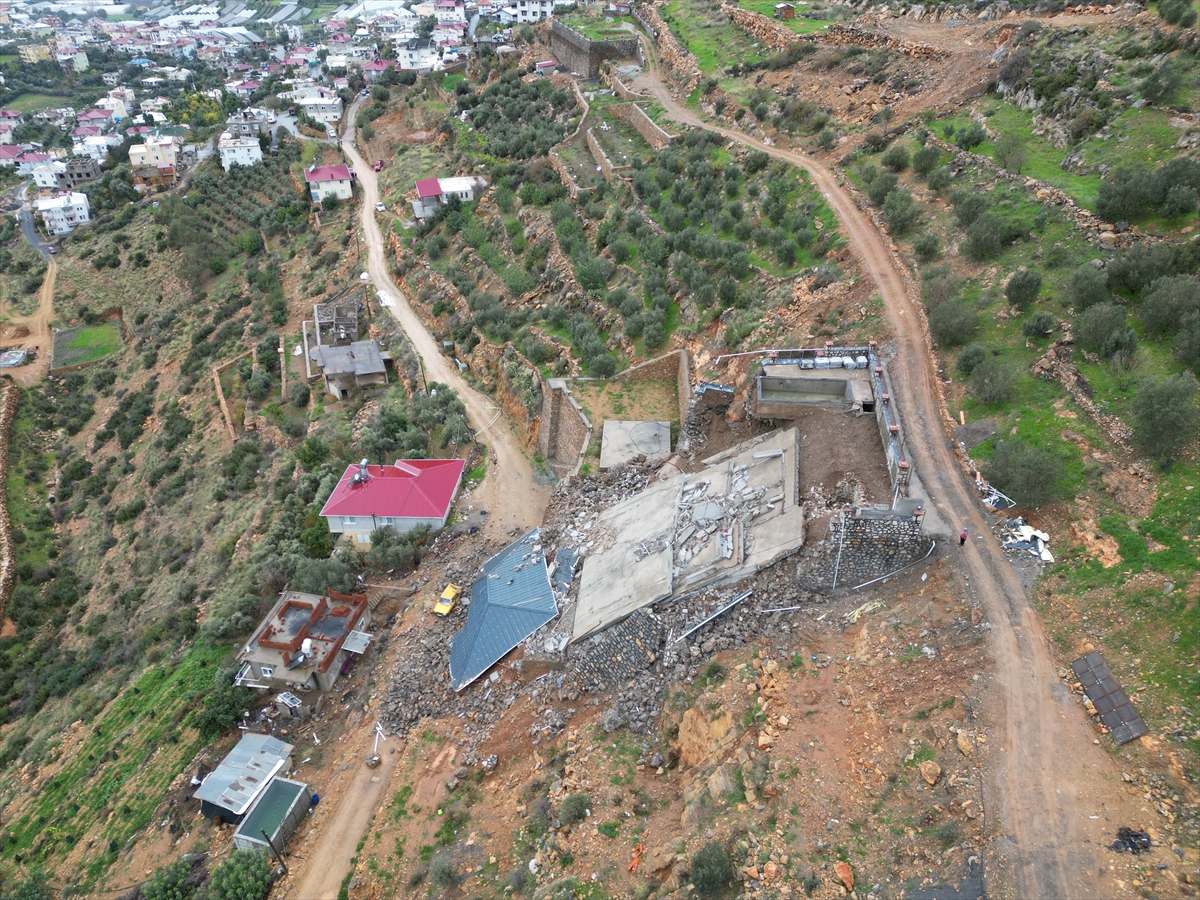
[798,508,931,589]
[609,103,675,151]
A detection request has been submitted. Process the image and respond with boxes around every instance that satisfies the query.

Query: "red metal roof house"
[319,458,466,544]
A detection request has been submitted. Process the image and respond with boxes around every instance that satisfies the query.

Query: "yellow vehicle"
[434,583,463,616]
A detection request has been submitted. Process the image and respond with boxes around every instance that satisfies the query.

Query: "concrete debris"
[996,516,1054,563]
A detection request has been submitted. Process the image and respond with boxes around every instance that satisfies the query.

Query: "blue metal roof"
[449,529,557,691]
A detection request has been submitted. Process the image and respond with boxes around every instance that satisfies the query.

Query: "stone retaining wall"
[586,127,629,178]
[604,67,648,100]
[823,22,950,60]
[550,20,639,78]
[721,2,800,51]
[548,149,588,200]
[0,383,19,623]
[212,352,252,439]
[611,348,691,430]
[926,135,1158,249]
[640,3,702,95]
[1031,343,1134,452]
[609,102,675,151]
[798,508,931,589]
[538,378,593,477]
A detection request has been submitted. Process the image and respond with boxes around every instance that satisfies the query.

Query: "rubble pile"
[994,516,1053,563]
[571,609,664,694]
[823,23,951,60]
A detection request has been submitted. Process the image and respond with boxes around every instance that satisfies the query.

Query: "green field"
[6,93,68,113]
[53,322,122,368]
[662,0,766,76]
[738,0,836,34]
[557,15,636,41]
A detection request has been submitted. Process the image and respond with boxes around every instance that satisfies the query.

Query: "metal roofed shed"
[449,529,557,691]
[193,734,295,823]
[1071,651,1149,745]
[343,630,373,654]
[232,776,311,855]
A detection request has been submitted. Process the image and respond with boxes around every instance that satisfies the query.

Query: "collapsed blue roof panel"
[449,529,556,691]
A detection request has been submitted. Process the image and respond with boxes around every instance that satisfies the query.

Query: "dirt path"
[5,257,56,385]
[290,724,401,900]
[341,106,550,541]
[632,46,1139,900]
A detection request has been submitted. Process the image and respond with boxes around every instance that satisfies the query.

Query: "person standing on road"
[960,528,968,547]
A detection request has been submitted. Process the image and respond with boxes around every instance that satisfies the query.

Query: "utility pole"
[261,830,288,872]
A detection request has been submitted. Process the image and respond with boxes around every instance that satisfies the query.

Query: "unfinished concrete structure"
[313,297,360,346]
[573,428,806,640]
[599,420,670,470]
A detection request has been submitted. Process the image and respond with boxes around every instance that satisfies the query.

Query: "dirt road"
[633,47,1134,900]
[4,257,55,385]
[341,107,549,540]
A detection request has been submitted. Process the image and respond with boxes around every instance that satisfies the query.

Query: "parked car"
[373,159,383,172]
[375,202,386,212]
[434,583,462,616]
[267,113,277,124]
[361,88,369,97]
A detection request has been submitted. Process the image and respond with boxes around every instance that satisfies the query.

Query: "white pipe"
[851,541,938,591]
[831,509,847,591]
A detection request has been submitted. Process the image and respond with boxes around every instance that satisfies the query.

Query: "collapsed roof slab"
[572,476,678,641]
[573,428,806,641]
[600,420,671,471]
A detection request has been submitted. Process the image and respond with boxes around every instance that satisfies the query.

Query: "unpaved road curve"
[342,101,549,540]
[5,257,55,385]
[287,104,551,900]
[634,49,1132,900]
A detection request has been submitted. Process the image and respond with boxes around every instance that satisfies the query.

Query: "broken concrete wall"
[798,509,931,589]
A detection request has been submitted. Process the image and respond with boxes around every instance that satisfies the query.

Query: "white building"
[295,90,343,124]
[397,38,438,72]
[410,175,488,219]
[218,132,263,171]
[36,192,90,236]
[31,160,66,189]
[304,163,354,203]
[498,0,572,22]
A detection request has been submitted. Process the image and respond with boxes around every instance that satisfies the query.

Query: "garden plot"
[593,108,655,170]
[52,322,122,368]
[555,138,606,192]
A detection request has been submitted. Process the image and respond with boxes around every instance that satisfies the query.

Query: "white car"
[375,202,386,212]
[267,113,277,124]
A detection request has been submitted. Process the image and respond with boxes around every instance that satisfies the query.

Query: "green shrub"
[143,857,198,900]
[1076,303,1126,353]
[913,233,940,262]
[1022,311,1056,338]
[207,849,272,900]
[1139,275,1200,336]
[984,440,1065,507]
[912,145,940,176]
[963,213,1005,261]
[880,144,910,172]
[956,343,988,375]
[1005,268,1042,309]
[970,357,1016,404]
[289,382,311,407]
[1069,264,1108,310]
[955,122,986,150]
[927,166,953,192]
[951,191,990,228]
[929,301,977,346]
[866,172,898,206]
[1175,311,1200,371]
[691,842,733,897]
[559,792,590,825]
[1132,373,1200,459]
[883,190,917,234]
[430,854,457,888]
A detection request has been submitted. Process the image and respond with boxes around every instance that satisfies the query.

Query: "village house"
[304,162,354,204]
[218,131,263,170]
[234,589,373,692]
[319,457,466,544]
[36,192,90,235]
[410,175,488,219]
[397,37,438,72]
[129,136,178,168]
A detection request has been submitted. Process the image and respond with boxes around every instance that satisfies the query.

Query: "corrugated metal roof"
[449,529,556,691]
[193,733,294,815]
[319,458,464,520]
[343,630,373,654]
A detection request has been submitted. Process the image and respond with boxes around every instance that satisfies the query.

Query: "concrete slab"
[599,420,671,470]
[573,475,678,640]
[574,428,808,641]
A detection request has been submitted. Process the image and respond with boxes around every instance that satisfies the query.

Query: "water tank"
[301,638,313,656]
[815,357,830,369]
[840,357,855,369]
[828,357,843,368]
[856,355,868,369]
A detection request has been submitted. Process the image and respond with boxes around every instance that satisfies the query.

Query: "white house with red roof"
[320,458,466,543]
[410,175,487,219]
[304,163,353,203]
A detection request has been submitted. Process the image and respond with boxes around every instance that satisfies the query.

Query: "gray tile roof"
[449,529,556,691]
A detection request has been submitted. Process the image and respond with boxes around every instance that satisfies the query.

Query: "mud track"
[631,39,1132,900]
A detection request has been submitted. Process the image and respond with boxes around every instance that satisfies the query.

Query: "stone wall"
[609,102,675,151]
[586,127,629,178]
[549,20,639,78]
[604,67,647,100]
[538,378,593,477]
[212,351,252,439]
[639,4,702,94]
[0,383,19,623]
[721,2,800,51]
[1031,343,1134,452]
[823,22,950,60]
[548,149,588,200]
[798,508,931,589]
[611,348,691,428]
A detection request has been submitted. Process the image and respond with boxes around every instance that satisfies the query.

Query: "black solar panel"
[1071,651,1149,745]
